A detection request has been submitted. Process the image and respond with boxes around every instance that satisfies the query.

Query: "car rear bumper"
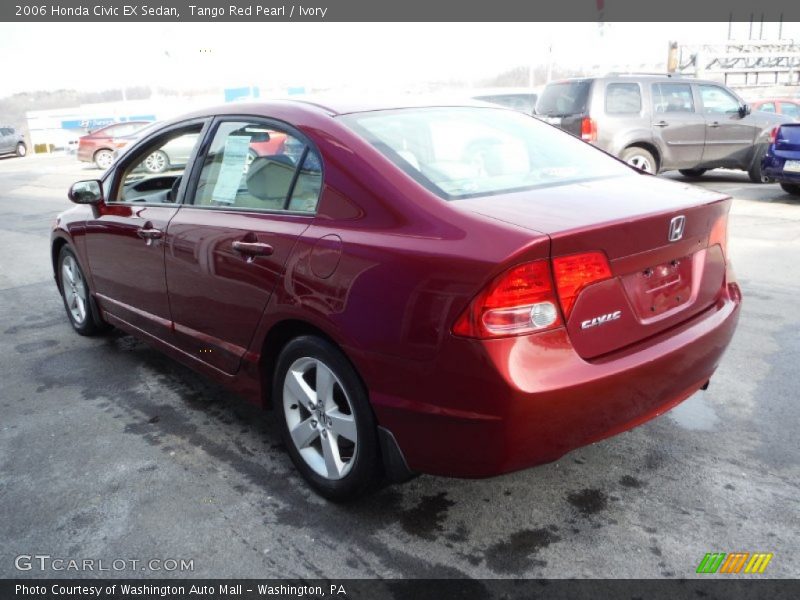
[366,281,741,478]
[763,151,800,183]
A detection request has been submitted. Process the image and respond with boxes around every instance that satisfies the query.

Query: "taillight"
[769,126,780,144]
[581,117,597,142]
[552,251,612,318]
[709,213,729,261]
[452,260,562,339]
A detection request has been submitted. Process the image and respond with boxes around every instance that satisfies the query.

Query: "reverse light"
[552,251,612,318]
[581,117,598,142]
[452,260,562,339]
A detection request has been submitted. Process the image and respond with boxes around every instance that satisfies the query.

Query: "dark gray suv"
[535,75,789,182]
[0,126,27,158]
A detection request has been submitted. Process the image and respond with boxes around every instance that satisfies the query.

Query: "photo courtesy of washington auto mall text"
[1,0,800,598]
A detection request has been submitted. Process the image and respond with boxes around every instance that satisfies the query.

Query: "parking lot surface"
[1,154,798,578]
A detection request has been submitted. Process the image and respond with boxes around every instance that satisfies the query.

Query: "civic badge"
[668,215,686,242]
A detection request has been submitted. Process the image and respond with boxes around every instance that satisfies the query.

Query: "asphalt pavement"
[0,154,798,579]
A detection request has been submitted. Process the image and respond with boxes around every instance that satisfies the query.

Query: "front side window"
[652,83,694,113]
[191,121,322,213]
[698,85,741,115]
[758,102,776,113]
[605,83,642,114]
[341,107,633,200]
[112,125,203,204]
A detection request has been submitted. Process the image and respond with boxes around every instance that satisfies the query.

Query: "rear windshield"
[340,107,633,200]
[536,80,592,116]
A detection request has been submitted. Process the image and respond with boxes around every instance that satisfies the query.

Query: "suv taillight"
[769,126,780,144]
[452,260,562,339]
[581,117,597,142]
[552,252,612,318]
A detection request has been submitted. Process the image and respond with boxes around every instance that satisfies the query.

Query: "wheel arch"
[51,236,70,291]
[258,318,367,410]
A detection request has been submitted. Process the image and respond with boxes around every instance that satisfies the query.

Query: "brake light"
[452,260,562,338]
[552,252,612,317]
[769,126,779,143]
[581,117,597,142]
[709,213,729,261]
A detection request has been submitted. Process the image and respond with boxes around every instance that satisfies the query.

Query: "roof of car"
[180,95,502,120]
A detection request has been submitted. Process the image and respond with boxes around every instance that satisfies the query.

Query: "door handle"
[654,121,669,127]
[707,121,720,128]
[232,240,274,257]
[136,226,163,240]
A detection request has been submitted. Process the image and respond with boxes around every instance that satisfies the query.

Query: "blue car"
[762,123,800,196]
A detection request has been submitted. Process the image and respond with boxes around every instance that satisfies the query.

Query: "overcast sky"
[0,21,797,97]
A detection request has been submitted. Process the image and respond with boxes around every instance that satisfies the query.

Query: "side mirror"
[68,180,104,205]
[739,103,752,118]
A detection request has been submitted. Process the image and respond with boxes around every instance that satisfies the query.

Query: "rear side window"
[758,102,776,113]
[536,81,591,116]
[605,83,641,114]
[191,120,322,213]
[652,83,695,113]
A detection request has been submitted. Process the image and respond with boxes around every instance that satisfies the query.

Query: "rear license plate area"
[622,255,693,320]
[784,160,800,173]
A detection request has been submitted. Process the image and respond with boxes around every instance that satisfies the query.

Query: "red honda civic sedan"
[52,99,741,500]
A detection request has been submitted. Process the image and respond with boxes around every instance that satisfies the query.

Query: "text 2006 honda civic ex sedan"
[52,99,741,500]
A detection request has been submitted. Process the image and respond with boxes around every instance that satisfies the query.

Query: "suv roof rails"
[603,72,693,78]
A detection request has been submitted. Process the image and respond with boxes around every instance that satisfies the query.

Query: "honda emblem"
[668,215,686,242]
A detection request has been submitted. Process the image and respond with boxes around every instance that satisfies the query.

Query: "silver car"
[535,74,791,182]
[0,126,27,158]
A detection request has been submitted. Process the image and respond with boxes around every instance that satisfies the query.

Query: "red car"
[52,100,741,500]
[751,98,800,121]
[77,121,152,170]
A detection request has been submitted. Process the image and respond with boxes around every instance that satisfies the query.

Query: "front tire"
[274,336,380,501]
[144,150,169,174]
[621,147,657,174]
[15,142,26,157]
[57,246,106,336]
[780,183,800,196]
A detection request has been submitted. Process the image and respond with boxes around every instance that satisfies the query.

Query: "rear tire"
[748,145,771,183]
[274,335,380,501]
[679,168,707,178]
[93,149,114,170]
[15,142,26,157]
[57,246,108,336]
[780,183,800,196]
[620,147,657,174]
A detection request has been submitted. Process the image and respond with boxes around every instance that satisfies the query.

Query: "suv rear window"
[605,83,641,114]
[536,81,591,116]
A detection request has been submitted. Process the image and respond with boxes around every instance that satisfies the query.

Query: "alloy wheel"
[282,357,358,480]
[144,151,167,173]
[61,255,87,325]
[626,154,654,173]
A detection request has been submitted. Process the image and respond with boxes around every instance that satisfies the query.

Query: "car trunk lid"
[456,175,731,359]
